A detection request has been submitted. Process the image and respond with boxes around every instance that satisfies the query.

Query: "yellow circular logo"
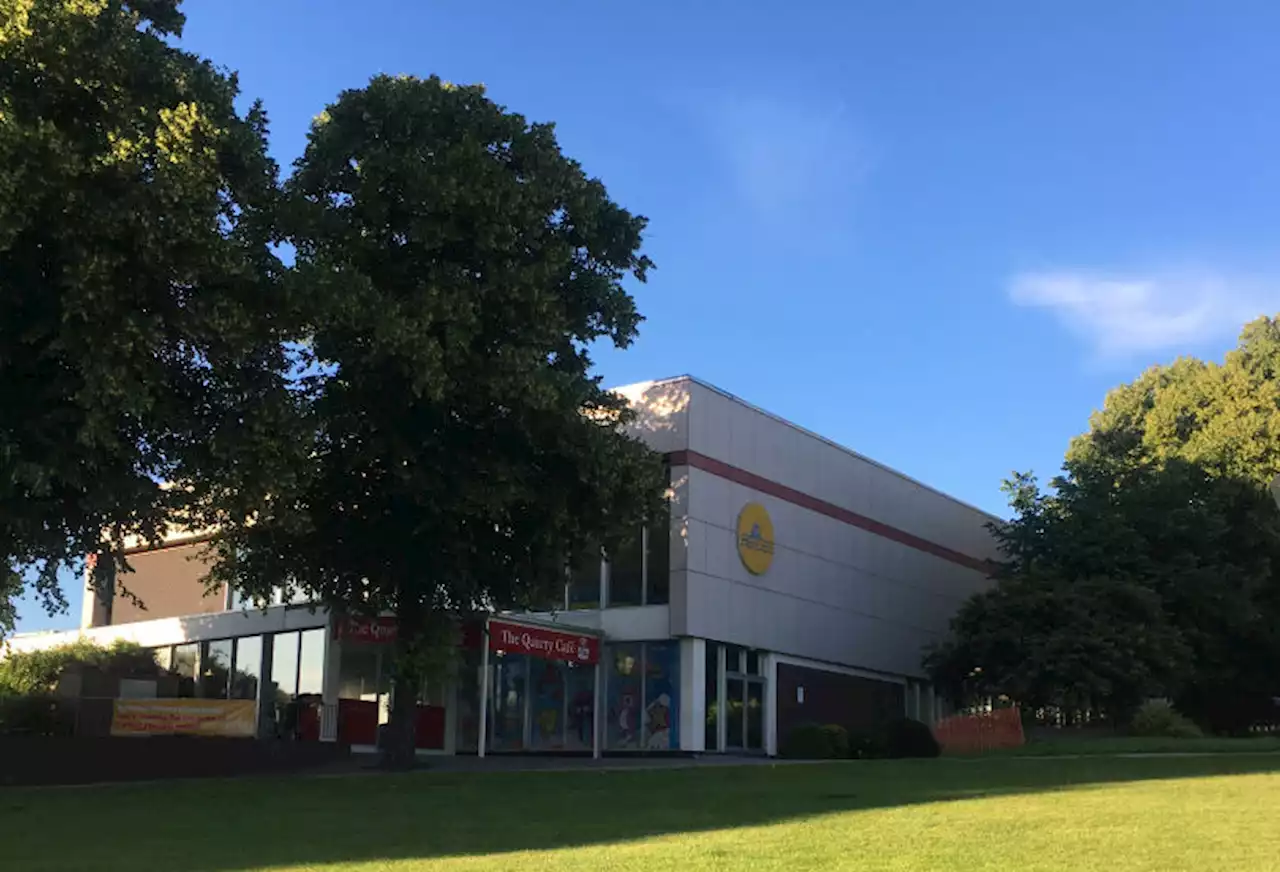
[736,502,775,575]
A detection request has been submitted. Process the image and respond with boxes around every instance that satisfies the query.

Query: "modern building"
[6,376,1000,756]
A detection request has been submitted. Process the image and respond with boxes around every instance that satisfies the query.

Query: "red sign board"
[334,615,398,644]
[488,619,600,665]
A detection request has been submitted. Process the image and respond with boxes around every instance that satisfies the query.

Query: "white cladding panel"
[632,377,998,679]
[617,378,692,455]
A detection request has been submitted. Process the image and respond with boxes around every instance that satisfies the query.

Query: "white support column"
[477,623,490,758]
[320,624,341,742]
[715,644,727,752]
[592,657,603,760]
[679,638,705,752]
[764,652,779,757]
[598,554,609,611]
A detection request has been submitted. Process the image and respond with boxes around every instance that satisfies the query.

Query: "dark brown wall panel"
[777,662,905,738]
[111,542,224,625]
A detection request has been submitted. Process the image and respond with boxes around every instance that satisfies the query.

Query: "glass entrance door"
[723,677,765,752]
[715,645,767,754]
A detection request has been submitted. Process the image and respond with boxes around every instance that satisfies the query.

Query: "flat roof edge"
[612,374,1004,524]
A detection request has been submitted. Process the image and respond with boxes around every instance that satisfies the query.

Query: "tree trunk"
[380,607,423,770]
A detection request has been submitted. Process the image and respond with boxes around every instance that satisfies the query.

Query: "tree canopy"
[208,75,666,765]
[928,317,1280,732]
[0,0,291,632]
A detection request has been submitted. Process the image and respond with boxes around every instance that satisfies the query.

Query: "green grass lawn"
[4,755,1280,871]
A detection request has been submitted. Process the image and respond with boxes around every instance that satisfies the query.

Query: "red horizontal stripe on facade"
[665,450,994,574]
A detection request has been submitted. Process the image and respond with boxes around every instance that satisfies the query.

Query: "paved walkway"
[337,753,798,777]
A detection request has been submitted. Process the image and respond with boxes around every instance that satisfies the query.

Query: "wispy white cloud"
[1009,269,1278,358]
[702,93,867,221]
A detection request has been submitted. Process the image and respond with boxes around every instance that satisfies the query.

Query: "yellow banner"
[111,699,256,738]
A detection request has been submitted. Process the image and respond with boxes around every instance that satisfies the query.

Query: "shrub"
[821,724,850,759]
[848,730,890,759]
[1129,699,1203,739]
[883,717,942,758]
[782,724,829,758]
[782,723,849,759]
[0,639,158,697]
[0,694,74,736]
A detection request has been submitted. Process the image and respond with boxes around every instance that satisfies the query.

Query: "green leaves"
[216,76,664,607]
[203,74,664,765]
[933,317,1280,731]
[0,0,292,631]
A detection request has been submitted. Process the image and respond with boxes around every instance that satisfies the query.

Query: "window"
[338,646,379,701]
[297,628,325,697]
[746,682,764,750]
[606,529,644,607]
[564,661,595,752]
[271,632,300,703]
[647,517,671,606]
[606,643,642,749]
[707,643,768,754]
[153,646,173,673]
[605,642,681,751]
[201,640,233,699]
[568,549,602,610]
[648,469,673,606]
[726,678,745,748]
[169,644,198,698]
[530,659,568,750]
[232,636,262,700]
[490,653,528,751]
[643,642,680,750]
[704,642,720,751]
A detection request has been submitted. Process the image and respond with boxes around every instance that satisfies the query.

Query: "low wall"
[0,737,351,787]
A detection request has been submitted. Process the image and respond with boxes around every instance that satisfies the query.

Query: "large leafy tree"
[926,571,1191,719]
[209,75,666,766]
[0,0,290,633]
[930,318,1280,731]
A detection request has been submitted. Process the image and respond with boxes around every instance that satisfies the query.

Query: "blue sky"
[13,0,1280,630]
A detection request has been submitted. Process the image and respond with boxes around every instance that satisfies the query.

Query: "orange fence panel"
[934,707,1025,754]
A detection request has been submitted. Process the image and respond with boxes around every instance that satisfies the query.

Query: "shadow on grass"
[3,755,1279,871]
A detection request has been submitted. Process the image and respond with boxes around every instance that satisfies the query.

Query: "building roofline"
[613,374,1005,525]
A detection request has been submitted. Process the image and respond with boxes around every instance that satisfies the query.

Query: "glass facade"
[171,644,198,697]
[603,641,681,751]
[297,628,325,696]
[599,521,672,609]
[559,467,672,611]
[529,659,567,750]
[152,634,270,702]
[706,643,768,753]
[704,642,719,751]
[725,678,745,748]
[200,639,233,699]
[605,643,643,749]
[489,653,528,751]
[647,499,671,606]
[643,641,680,750]
[564,662,595,751]
[567,550,602,610]
[231,636,262,701]
[338,645,379,701]
[607,533,644,607]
